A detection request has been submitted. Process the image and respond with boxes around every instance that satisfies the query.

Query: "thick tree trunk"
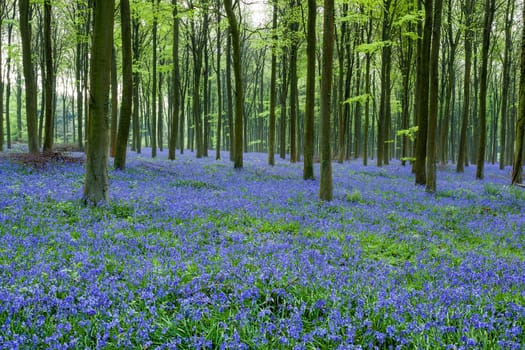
[114,0,133,170]
[303,0,316,179]
[320,0,334,201]
[512,0,525,185]
[84,0,115,205]
[476,0,496,180]
[19,0,39,154]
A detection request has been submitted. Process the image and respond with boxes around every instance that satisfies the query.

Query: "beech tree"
[320,0,334,201]
[83,0,115,204]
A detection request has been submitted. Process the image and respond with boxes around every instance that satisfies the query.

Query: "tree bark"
[500,0,514,170]
[414,0,432,185]
[84,0,114,205]
[512,0,525,185]
[426,0,443,193]
[19,0,39,154]
[268,1,278,166]
[320,0,334,201]
[114,0,133,170]
[169,0,180,160]
[224,0,243,169]
[303,0,316,179]
[110,47,118,157]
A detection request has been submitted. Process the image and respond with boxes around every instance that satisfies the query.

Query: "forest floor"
[0,147,524,349]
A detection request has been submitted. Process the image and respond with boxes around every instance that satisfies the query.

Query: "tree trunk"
[132,18,141,153]
[320,0,334,201]
[414,0,432,185]
[114,0,133,170]
[224,0,243,169]
[268,1,278,166]
[426,0,443,193]
[110,47,118,157]
[500,0,514,170]
[151,0,158,158]
[303,0,316,179]
[476,0,496,180]
[42,1,54,152]
[512,0,525,184]
[84,0,115,205]
[169,0,180,160]
[19,0,39,154]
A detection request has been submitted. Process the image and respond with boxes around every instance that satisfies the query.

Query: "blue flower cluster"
[0,148,524,349]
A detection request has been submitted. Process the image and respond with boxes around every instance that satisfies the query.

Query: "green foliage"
[397,126,419,142]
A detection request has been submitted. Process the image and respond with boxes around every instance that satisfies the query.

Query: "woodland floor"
[0,146,524,349]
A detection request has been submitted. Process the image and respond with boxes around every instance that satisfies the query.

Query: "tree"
[414,0,432,185]
[512,0,525,185]
[42,0,55,153]
[151,0,159,158]
[268,0,278,166]
[224,0,243,169]
[320,0,334,201]
[476,0,496,180]
[169,0,181,161]
[426,0,443,193]
[456,0,474,173]
[500,0,514,170]
[19,0,39,154]
[114,0,133,170]
[303,0,316,180]
[84,0,115,205]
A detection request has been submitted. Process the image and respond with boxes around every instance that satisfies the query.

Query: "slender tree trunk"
[280,55,289,159]
[320,0,334,201]
[500,0,514,170]
[224,0,243,168]
[132,19,141,153]
[363,14,372,166]
[43,1,54,152]
[414,0,432,184]
[110,47,118,157]
[151,0,158,158]
[84,0,115,205]
[114,0,133,170]
[268,2,278,165]
[169,0,180,160]
[0,21,3,152]
[476,0,496,179]
[426,0,443,193]
[226,31,234,161]
[289,2,299,163]
[303,0,316,179]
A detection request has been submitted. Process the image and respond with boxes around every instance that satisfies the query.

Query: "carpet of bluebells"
[1,147,524,350]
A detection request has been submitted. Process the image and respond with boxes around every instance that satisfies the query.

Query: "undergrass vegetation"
[0,149,524,349]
